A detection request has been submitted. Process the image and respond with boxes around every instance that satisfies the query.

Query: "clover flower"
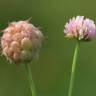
[64,16,96,41]
[1,20,43,63]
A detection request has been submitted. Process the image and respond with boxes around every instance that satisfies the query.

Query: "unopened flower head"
[1,20,44,63]
[64,16,96,41]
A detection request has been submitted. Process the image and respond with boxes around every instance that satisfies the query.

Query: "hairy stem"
[25,64,36,96]
[68,41,80,96]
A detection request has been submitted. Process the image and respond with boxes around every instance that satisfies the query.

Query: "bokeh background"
[0,0,96,96]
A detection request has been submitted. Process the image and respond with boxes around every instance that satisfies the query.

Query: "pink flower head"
[1,20,44,63]
[64,16,96,41]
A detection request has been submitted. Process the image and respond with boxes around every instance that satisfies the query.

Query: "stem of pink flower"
[25,64,36,96]
[68,41,80,96]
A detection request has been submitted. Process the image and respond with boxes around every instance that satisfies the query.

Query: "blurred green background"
[0,0,96,96]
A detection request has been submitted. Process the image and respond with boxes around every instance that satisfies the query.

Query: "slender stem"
[25,64,36,96]
[68,41,80,96]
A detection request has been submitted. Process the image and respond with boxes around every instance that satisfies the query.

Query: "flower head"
[64,16,96,41]
[1,20,43,63]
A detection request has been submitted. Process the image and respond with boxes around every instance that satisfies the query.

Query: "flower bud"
[21,37,32,50]
[20,50,32,62]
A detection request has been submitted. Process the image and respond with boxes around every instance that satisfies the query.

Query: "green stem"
[25,64,36,96]
[68,41,80,96]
